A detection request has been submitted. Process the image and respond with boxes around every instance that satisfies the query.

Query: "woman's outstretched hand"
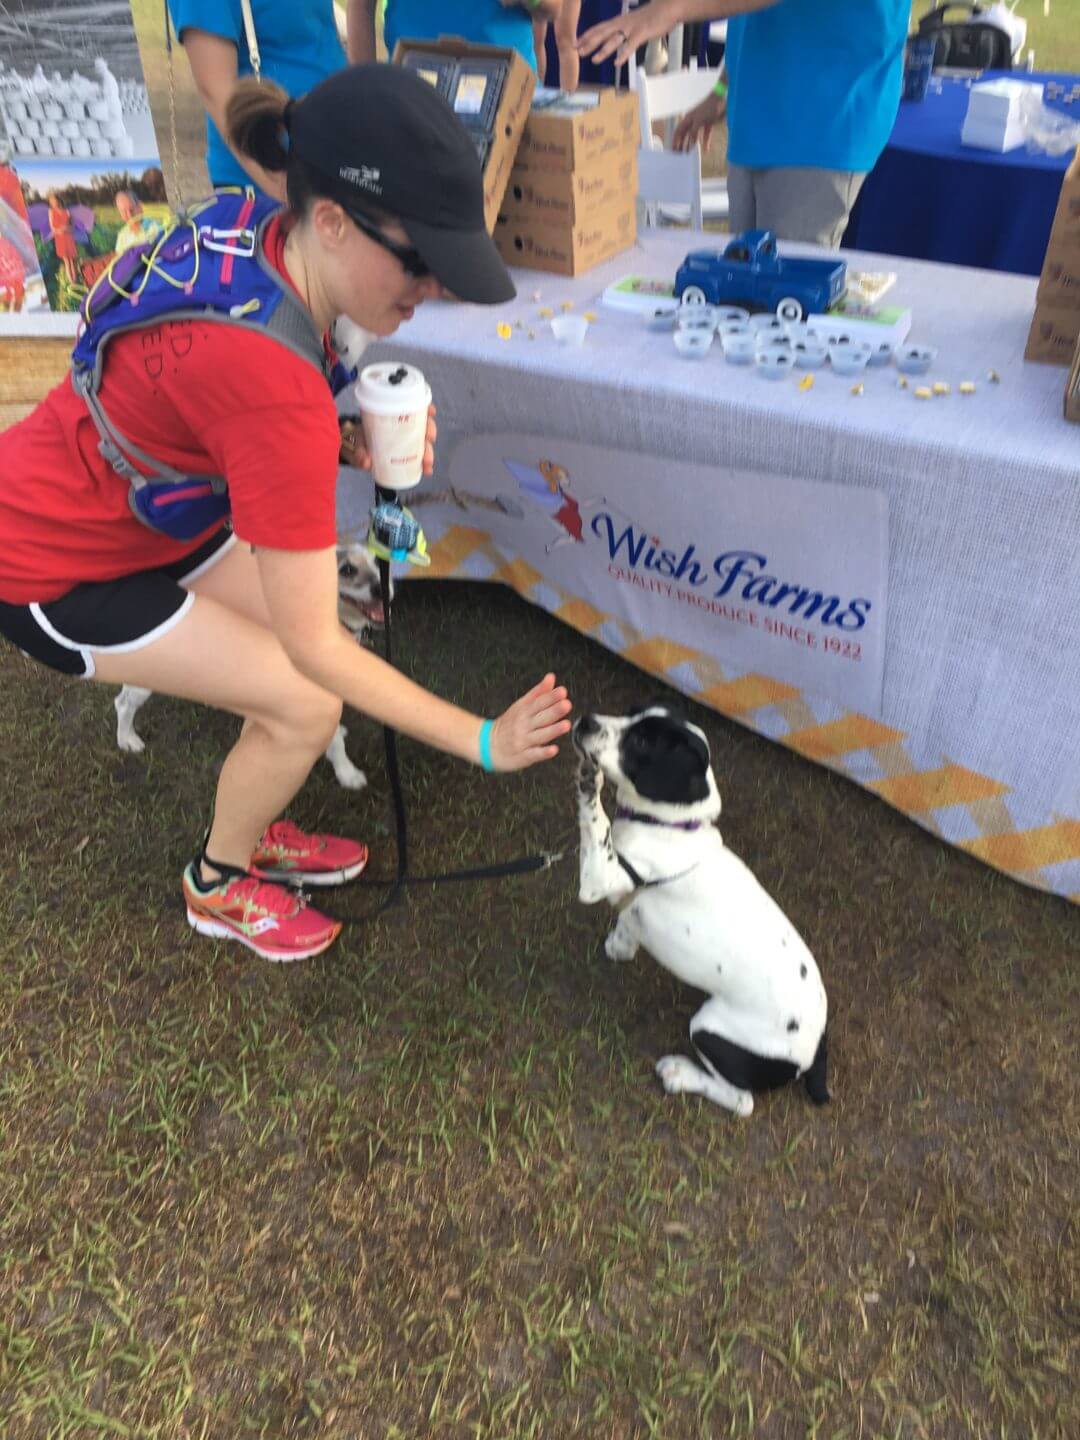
[489,673,572,771]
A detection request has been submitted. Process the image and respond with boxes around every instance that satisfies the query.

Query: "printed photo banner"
[432,434,889,717]
[0,0,168,334]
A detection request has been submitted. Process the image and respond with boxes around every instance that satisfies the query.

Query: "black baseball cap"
[288,64,515,306]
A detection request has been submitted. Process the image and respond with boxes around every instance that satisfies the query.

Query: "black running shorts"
[0,528,235,679]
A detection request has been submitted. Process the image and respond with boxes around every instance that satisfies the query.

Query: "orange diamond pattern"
[424,525,494,578]
[555,597,608,634]
[964,820,1080,876]
[622,637,702,673]
[698,674,801,715]
[787,714,905,762]
[493,556,544,591]
[872,765,1010,814]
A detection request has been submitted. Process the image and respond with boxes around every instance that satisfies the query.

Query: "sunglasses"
[344,206,430,279]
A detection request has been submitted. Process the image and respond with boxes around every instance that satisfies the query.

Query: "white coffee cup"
[353,362,431,493]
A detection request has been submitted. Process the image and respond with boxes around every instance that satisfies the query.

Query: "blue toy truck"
[673,229,846,322]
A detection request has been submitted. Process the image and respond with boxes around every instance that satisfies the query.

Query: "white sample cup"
[353,361,431,492]
[551,314,589,346]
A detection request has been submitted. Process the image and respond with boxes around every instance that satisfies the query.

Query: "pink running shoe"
[183,863,341,962]
[249,819,369,887]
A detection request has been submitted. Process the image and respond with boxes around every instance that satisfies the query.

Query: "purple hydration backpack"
[72,189,328,541]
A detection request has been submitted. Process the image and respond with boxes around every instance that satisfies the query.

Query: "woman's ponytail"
[225,77,290,174]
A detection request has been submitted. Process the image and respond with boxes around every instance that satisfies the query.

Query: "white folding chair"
[633,66,729,229]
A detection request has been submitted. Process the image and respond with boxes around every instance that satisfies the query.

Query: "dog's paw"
[116,732,145,755]
[655,1054,697,1095]
[655,1055,754,1117]
[605,928,637,962]
[576,756,602,793]
[578,882,607,906]
[334,764,368,792]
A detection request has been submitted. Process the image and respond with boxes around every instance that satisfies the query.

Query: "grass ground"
[1,579,1077,1439]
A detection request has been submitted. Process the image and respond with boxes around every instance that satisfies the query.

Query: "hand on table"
[340,405,438,476]
[489,673,572,771]
[673,89,727,154]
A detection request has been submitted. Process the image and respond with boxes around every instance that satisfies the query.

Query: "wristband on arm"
[712,77,728,100]
[478,719,496,772]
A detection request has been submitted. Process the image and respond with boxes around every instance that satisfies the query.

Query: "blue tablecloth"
[844,71,1080,275]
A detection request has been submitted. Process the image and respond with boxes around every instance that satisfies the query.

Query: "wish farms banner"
[401,435,889,716]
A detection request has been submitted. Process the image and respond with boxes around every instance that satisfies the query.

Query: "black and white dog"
[573,703,829,1118]
[114,543,391,790]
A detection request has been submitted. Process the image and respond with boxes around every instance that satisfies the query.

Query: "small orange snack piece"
[537,306,554,318]
[583,310,598,322]
[850,382,864,397]
[959,381,976,394]
[560,300,575,312]
[914,385,932,399]
[932,381,950,395]
[798,374,815,392]
[496,322,512,340]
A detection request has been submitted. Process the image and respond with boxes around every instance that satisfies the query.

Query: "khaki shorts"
[726,165,866,248]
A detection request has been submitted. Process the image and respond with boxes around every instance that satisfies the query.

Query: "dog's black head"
[618,712,710,806]
[573,703,718,819]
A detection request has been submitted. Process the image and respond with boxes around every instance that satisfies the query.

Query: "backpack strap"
[74,366,209,492]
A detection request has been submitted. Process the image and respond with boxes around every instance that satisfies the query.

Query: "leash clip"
[540,849,565,869]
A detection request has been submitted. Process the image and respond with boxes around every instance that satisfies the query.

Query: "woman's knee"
[257,683,343,754]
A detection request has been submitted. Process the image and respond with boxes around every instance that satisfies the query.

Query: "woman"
[0,65,572,963]
[47,190,79,286]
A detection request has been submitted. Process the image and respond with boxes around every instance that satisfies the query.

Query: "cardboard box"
[1025,148,1080,364]
[493,199,636,276]
[514,86,638,174]
[1024,301,1080,365]
[391,37,535,232]
[1066,333,1080,423]
[499,149,638,224]
[1042,146,1080,261]
[1037,253,1080,311]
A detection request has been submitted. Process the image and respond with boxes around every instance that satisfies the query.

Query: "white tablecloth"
[345,232,1079,902]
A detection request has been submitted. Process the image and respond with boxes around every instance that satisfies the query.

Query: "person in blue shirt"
[352,0,564,72]
[169,0,363,196]
[579,0,908,247]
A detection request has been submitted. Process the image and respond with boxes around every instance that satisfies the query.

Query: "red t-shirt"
[0,216,340,604]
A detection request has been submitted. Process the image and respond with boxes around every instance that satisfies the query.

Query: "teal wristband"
[712,77,728,100]
[478,719,495,772]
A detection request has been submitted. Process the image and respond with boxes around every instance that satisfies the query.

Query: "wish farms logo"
[491,458,871,634]
[592,514,871,631]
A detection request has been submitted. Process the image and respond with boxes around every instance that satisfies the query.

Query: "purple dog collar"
[615,807,702,832]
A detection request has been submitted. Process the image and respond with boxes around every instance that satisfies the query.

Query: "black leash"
[316,549,564,925]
